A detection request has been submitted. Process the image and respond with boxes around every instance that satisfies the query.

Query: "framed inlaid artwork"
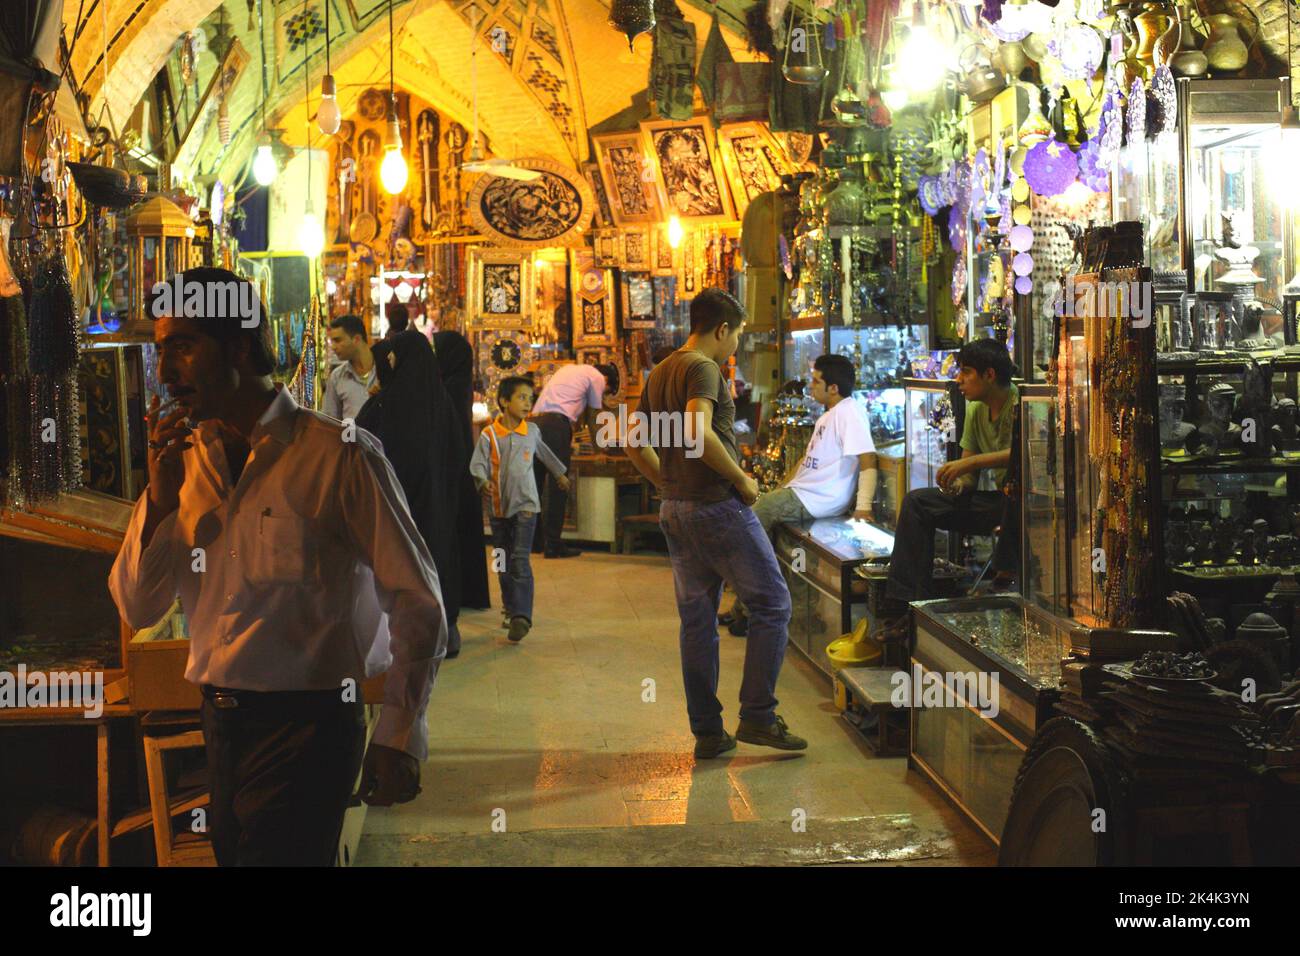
[468,249,534,330]
[467,156,595,248]
[621,272,656,329]
[590,131,661,227]
[571,249,616,347]
[592,228,621,268]
[716,122,788,218]
[650,223,676,276]
[580,161,614,228]
[621,228,650,271]
[640,117,735,224]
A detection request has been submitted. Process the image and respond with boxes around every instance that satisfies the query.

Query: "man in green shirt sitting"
[885,339,1019,609]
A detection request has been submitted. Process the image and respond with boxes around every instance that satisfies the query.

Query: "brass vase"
[1203,12,1252,74]
[1168,3,1208,77]
[1128,2,1176,82]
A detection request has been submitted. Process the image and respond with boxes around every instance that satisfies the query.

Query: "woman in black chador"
[432,329,492,612]
[357,329,466,656]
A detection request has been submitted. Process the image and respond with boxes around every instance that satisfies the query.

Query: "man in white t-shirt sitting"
[723,354,878,636]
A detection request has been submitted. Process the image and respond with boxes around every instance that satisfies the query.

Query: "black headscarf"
[357,329,464,625]
[432,330,491,610]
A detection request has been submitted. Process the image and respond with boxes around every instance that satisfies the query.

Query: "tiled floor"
[356,548,996,866]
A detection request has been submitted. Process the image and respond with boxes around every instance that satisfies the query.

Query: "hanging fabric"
[697,13,734,106]
[649,14,696,120]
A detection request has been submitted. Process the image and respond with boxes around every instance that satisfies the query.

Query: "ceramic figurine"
[1241,529,1256,566]
[1197,382,1242,456]
[1159,382,1197,454]
[1252,518,1271,560]
[1273,398,1299,454]
[1212,518,1237,565]
[1194,523,1215,564]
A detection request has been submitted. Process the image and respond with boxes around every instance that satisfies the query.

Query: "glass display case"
[1113,118,1182,278]
[903,378,964,494]
[773,517,895,677]
[1156,355,1300,615]
[781,327,825,386]
[909,595,1072,843]
[1019,384,1067,618]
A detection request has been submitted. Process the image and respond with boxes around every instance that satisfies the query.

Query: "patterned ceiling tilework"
[450,0,585,162]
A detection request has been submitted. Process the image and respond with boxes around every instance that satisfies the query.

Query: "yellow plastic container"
[826,616,883,671]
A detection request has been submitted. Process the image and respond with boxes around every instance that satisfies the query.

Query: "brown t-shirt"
[641,349,738,502]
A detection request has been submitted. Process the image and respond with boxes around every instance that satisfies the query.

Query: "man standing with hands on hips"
[627,288,806,759]
[109,268,445,866]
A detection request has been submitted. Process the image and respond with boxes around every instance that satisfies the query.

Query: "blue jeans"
[659,497,793,737]
[490,512,537,622]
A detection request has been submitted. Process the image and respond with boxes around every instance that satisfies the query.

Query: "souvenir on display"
[1023,138,1078,197]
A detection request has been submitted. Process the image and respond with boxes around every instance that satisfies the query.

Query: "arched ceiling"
[61,0,765,184]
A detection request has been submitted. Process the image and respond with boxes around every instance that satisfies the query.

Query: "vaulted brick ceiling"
[62,0,763,183]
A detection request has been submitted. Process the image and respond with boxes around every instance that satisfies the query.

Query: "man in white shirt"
[530,361,620,558]
[723,354,878,635]
[109,269,444,866]
[322,314,376,422]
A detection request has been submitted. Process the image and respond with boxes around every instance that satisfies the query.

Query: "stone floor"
[356,548,996,866]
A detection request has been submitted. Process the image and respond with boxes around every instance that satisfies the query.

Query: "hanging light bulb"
[318,74,341,135]
[380,99,408,194]
[897,16,948,93]
[299,201,324,258]
[667,215,684,249]
[253,135,278,186]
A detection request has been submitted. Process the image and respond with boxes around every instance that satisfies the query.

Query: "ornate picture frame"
[467,157,595,248]
[590,130,661,227]
[640,116,735,224]
[620,228,651,271]
[580,161,614,229]
[715,122,788,218]
[571,249,616,347]
[468,248,534,330]
[592,228,621,268]
[650,223,676,276]
[621,272,656,329]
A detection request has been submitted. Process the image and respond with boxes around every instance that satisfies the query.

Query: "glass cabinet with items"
[903,378,965,494]
[773,518,895,677]
[909,596,1073,844]
[1018,384,1067,618]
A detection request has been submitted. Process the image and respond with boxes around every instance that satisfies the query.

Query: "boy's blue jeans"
[658,497,792,737]
[491,512,537,622]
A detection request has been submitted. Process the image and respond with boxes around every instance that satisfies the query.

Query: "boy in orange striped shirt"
[470,376,569,642]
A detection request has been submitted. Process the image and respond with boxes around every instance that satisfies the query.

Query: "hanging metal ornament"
[782,4,827,85]
[608,0,655,51]
[1150,62,1177,136]
[179,32,198,84]
[217,72,231,144]
[1126,76,1147,143]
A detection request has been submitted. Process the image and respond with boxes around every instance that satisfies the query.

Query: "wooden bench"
[619,513,662,554]
[833,666,910,756]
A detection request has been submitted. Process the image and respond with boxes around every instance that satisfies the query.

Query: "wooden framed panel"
[571,249,616,347]
[621,272,656,329]
[590,131,661,227]
[640,116,735,224]
[715,121,787,218]
[620,228,651,271]
[468,248,534,330]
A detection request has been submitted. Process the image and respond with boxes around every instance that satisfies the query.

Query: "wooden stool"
[619,513,662,554]
[142,728,216,867]
[834,666,910,756]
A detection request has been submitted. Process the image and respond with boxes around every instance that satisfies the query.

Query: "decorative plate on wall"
[468,157,595,248]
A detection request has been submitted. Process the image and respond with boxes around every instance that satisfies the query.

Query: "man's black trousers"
[200,688,366,866]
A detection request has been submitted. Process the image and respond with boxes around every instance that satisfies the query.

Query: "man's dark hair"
[594,362,620,395]
[497,375,534,405]
[814,353,856,397]
[145,267,276,375]
[385,301,409,335]
[957,338,1017,386]
[329,313,367,340]
[689,287,745,336]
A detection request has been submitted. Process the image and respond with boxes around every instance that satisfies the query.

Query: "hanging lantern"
[125,196,195,326]
[609,0,655,51]
[782,5,827,85]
